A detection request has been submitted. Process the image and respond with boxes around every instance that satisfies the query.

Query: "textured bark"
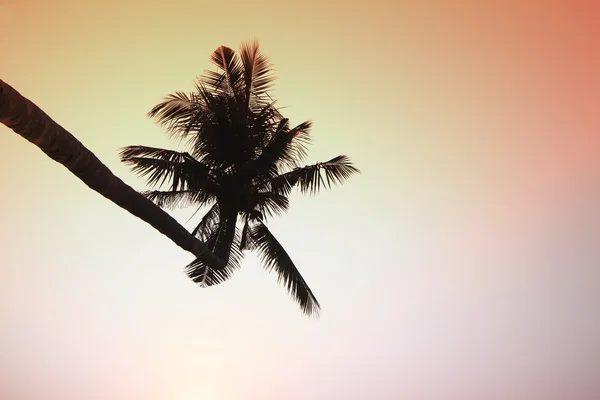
[0,79,226,269]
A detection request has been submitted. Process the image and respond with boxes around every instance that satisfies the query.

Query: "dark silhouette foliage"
[120,41,359,316]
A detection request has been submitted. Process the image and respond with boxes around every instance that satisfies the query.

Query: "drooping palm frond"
[211,207,239,267]
[191,202,220,238]
[189,202,238,274]
[239,218,252,251]
[251,191,289,220]
[250,222,320,317]
[119,146,218,194]
[269,155,361,196]
[184,223,245,287]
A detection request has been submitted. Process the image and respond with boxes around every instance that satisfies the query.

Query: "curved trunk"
[0,79,226,270]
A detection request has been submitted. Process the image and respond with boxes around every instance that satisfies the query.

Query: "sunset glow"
[1,1,599,399]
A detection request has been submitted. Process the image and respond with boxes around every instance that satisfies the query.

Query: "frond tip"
[184,258,236,287]
[270,155,360,196]
[146,91,198,138]
[250,222,321,317]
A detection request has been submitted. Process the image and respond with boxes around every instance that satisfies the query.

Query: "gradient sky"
[1,1,600,399]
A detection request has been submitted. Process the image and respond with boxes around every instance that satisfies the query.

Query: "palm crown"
[119,41,359,316]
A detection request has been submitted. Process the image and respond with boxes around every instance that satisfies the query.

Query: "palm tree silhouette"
[119,41,360,316]
[0,80,225,269]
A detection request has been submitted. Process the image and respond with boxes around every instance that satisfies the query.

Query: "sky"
[1,0,599,399]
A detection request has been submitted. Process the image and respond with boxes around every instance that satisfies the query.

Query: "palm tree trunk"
[0,79,226,270]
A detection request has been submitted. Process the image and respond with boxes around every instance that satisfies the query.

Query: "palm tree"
[0,79,226,270]
[119,41,360,316]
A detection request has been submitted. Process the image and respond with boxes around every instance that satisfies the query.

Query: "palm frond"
[285,121,312,165]
[239,218,252,250]
[200,69,227,97]
[212,207,238,265]
[119,146,218,194]
[190,203,238,269]
[206,46,244,98]
[142,190,213,210]
[184,258,236,287]
[252,191,290,220]
[240,40,275,111]
[249,120,312,184]
[191,202,220,238]
[255,118,289,173]
[184,224,245,287]
[250,222,320,317]
[244,100,282,159]
[252,98,284,128]
[269,155,360,196]
[146,91,201,139]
